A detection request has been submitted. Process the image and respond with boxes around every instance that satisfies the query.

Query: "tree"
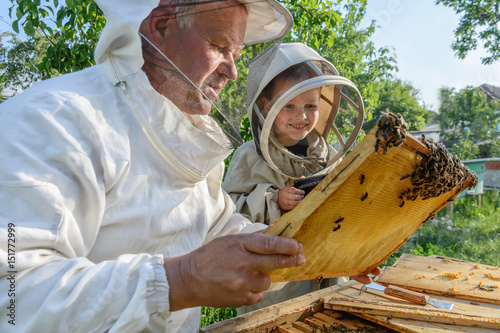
[438,86,500,159]
[0,31,52,98]
[5,0,400,148]
[8,0,105,75]
[436,0,500,65]
[362,79,433,132]
[215,0,400,144]
[283,0,398,118]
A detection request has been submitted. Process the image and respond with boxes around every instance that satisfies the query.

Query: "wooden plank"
[354,313,500,333]
[343,316,378,330]
[324,297,500,330]
[307,314,361,331]
[311,312,370,331]
[291,321,315,333]
[376,254,500,305]
[312,312,340,325]
[200,283,351,333]
[321,309,342,319]
[265,125,475,282]
[348,281,500,331]
[201,267,500,333]
[278,323,303,333]
[304,316,331,329]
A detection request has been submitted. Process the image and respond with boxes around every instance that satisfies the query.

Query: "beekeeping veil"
[94,0,292,149]
[248,43,365,178]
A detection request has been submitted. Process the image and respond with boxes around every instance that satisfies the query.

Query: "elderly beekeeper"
[0,0,310,332]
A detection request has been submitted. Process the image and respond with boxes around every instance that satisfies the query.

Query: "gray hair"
[167,0,247,29]
[168,0,201,28]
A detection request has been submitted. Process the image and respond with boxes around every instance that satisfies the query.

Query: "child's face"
[263,80,320,146]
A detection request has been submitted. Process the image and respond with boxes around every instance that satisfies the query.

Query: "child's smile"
[272,87,320,146]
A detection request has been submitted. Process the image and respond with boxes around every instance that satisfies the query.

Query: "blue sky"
[363,0,500,111]
[1,0,499,111]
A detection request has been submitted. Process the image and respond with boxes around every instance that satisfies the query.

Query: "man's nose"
[218,53,238,80]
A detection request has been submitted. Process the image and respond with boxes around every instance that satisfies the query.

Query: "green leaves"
[384,190,500,268]
[282,0,398,123]
[7,0,104,76]
[439,86,500,159]
[362,79,433,133]
[0,31,47,93]
[436,0,500,64]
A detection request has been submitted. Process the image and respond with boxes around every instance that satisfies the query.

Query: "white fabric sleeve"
[230,183,282,225]
[204,187,263,242]
[0,182,171,333]
[0,95,171,332]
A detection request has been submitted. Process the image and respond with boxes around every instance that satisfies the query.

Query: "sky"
[1,0,500,110]
[363,0,500,112]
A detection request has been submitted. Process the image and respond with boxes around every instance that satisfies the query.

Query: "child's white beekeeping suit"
[224,42,365,225]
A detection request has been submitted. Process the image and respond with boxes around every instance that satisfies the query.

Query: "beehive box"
[265,113,477,282]
[200,256,500,333]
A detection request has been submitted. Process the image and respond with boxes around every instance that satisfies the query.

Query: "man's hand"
[164,233,305,311]
[349,267,382,285]
[278,186,304,211]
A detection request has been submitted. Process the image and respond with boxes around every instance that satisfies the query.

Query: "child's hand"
[278,186,305,211]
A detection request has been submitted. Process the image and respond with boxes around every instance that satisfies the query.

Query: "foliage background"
[1,0,499,327]
[2,0,424,125]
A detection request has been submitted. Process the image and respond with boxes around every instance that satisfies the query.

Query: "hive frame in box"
[265,125,476,282]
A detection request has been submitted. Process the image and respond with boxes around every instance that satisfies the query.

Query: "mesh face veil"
[247,43,365,179]
[139,0,292,148]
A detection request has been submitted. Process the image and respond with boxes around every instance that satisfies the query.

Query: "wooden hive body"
[266,126,475,282]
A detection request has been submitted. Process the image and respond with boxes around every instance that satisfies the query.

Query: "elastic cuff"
[149,254,171,319]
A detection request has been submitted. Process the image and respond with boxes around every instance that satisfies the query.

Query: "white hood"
[94,0,159,80]
[94,0,293,81]
[247,43,365,178]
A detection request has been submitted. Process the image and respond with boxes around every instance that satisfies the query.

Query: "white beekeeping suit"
[0,0,292,332]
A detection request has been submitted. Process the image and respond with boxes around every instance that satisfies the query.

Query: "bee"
[361,192,368,201]
[383,128,390,141]
[316,275,324,284]
[333,224,341,232]
[359,174,365,184]
[415,150,428,161]
[400,173,410,181]
[399,200,405,208]
[374,139,380,152]
[423,212,436,224]
[334,216,344,224]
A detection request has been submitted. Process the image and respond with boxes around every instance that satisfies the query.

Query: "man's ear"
[140,2,175,40]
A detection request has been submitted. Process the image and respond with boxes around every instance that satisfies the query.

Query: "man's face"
[155,1,247,115]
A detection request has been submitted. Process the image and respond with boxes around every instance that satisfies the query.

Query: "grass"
[383,190,500,267]
[200,190,500,328]
[200,307,238,327]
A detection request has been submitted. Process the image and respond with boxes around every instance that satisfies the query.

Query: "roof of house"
[479,84,500,104]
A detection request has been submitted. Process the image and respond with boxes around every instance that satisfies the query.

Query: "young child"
[223,42,365,312]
